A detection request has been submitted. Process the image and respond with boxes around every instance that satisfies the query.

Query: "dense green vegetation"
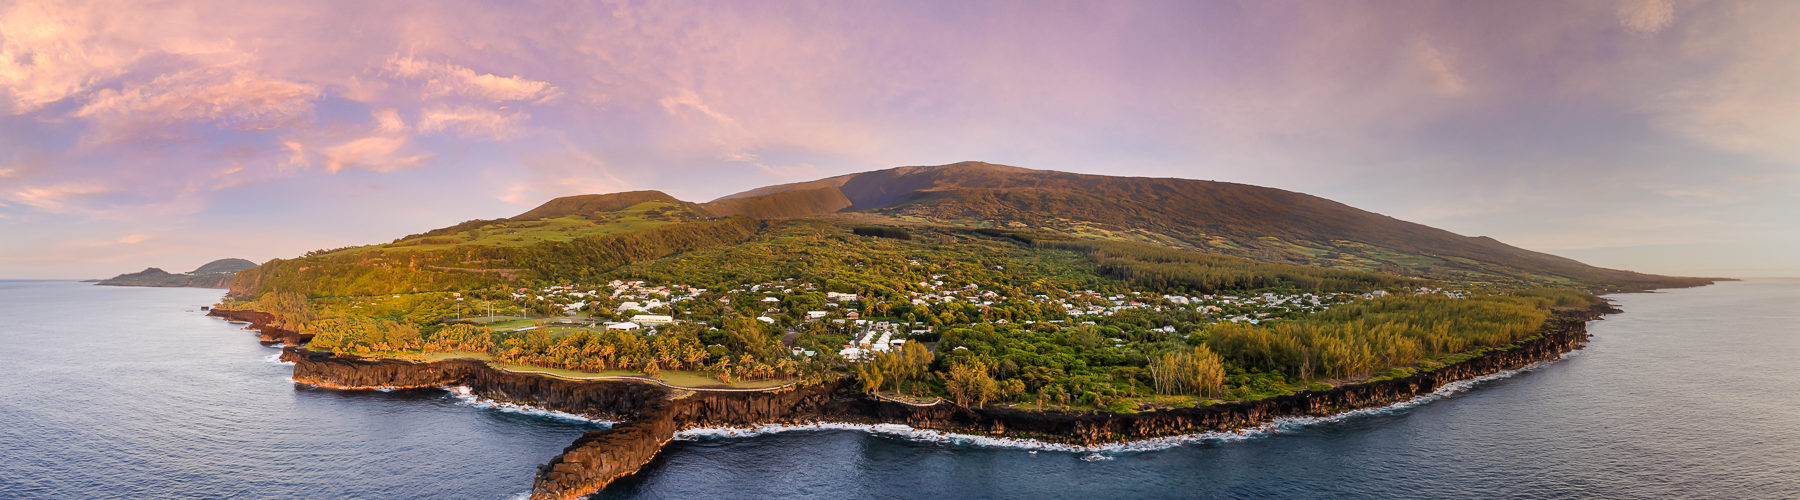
[219,164,1678,409]
[230,292,816,384]
[1032,237,1416,294]
[851,226,912,239]
[1208,294,1551,382]
[231,216,762,297]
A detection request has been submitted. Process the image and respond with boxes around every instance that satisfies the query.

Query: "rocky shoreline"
[242,304,1614,500]
[206,308,314,346]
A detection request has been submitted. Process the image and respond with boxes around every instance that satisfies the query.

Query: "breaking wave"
[443,386,613,425]
[676,355,1567,458]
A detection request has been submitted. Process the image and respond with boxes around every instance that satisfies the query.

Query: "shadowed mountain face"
[708,162,1706,289]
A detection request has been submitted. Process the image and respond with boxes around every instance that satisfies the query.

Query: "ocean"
[3,279,1796,499]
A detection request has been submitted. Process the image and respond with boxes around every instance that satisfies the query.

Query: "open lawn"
[486,362,794,389]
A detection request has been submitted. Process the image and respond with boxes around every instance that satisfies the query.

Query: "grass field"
[485,362,795,389]
[328,201,694,256]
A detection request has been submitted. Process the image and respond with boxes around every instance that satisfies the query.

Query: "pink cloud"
[73,68,320,142]
[1618,0,1675,33]
[384,55,558,102]
[417,104,526,140]
[8,182,112,213]
[321,135,427,173]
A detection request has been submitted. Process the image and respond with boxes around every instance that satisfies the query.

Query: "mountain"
[97,258,256,288]
[510,191,697,221]
[708,162,1709,289]
[190,258,257,275]
[228,162,1711,297]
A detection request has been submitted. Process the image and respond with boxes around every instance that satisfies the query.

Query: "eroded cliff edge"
[260,305,1612,500]
[207,309,313,346]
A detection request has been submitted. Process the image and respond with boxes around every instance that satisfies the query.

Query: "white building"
[605,322,640,331]
[630,314,674,324]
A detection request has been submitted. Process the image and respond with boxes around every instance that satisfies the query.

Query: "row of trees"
[854,342,934,394]
[1148,345,1226,397]
[1207,294,1551,381]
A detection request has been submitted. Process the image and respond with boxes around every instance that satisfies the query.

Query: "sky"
[1,0,1797,279]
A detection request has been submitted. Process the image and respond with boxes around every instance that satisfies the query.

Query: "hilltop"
[710,162,1709,290]
[227,161,1710,298]
[97,258,257,288]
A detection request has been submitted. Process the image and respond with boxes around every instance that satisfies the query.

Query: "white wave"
[262,352,295,366]
[443,386,614,425]
[673,356,1567,458]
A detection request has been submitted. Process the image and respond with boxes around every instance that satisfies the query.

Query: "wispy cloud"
[72,68,320,142]
[418,104,526,140]
[1618,0,1675,33]
[385,55,558,103]
[1414,41,1468,97]
[7,183,112,213]
[659,88,737,126]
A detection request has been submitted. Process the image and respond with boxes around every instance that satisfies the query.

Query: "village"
[469,277,1472,363]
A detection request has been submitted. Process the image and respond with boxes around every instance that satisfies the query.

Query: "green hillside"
[218,162,1718,410]
[708,162,1713,290]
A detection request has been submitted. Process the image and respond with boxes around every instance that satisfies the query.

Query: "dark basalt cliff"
[268,305,1612,500]
[206,309,313,346]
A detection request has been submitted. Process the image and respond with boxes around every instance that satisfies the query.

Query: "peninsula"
[211,162,1714,499]
[96,258,256,289]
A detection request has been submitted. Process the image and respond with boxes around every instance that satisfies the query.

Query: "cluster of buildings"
[488,278,1467,361]
[836,321,911,361]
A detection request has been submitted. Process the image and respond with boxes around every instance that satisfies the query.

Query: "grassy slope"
[709,162,1716,291]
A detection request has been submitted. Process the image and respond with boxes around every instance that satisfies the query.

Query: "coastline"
[207,308,313,346]
[216,302,1615,500]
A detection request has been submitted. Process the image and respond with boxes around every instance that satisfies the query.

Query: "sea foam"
[444,386,614,425]
[674,355,1568,458]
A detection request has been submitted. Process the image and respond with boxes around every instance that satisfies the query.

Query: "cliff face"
[207,309,314,346]
[269,306,1609,500]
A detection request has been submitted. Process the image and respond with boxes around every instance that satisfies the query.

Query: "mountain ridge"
[689,161,1706,289]
[233,161,1712,297]
[97,258,256,288]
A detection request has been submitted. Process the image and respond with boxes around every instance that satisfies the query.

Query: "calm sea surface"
[3,279,1797,499]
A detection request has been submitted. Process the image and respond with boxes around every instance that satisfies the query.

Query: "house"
[756,316,776,324]
[631,314,674,324]
[845,311,861,320]
[605,322,639,331]
[806,311,829,320]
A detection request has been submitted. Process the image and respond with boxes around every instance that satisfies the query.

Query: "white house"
[605,322,640,331]
[630,314,674,324]
[806,311,829,320]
